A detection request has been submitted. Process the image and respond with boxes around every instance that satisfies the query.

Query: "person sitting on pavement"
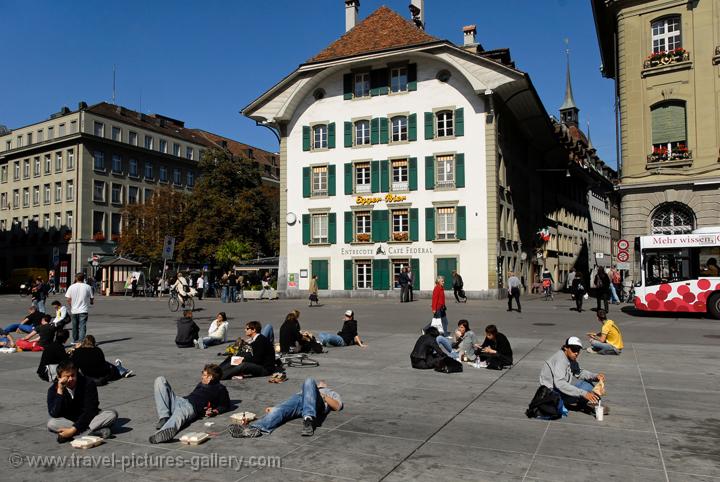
[234,377,342,438]
[219,321,276,380]
[47,359,118,444]
[279,310,304,353]
[38,329,70,382]
[71,335,133,385]
[586,309,623,355]
[317,310,366,348]
[50,300,70,329]
[175,310,200,348]
[436,319,478,362]
[539,336,607,415]
[17,314,55,351]
[149,364,231,444]
[476,324,514,369]
[410,326,444,369]
[4,305,44,334]
[195,312,229,349]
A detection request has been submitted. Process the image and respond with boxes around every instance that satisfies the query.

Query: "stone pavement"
[0,292,719,481]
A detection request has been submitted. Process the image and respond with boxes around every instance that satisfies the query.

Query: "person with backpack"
[410,326,444,369]
[571,272,587,312]
[451,270,467,303]
[594,266,611,313]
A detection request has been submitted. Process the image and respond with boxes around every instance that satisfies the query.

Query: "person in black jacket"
[477,324,513,369]
[317,310,367,347]
[71,335,133,385]
[398,268,410,303]
[47,360,118,443]
[150,364,230,444]
[38,329,70,382]
[572,272,587,312]
[279,311,303,353]
[594,267,611,313]
[410,326,444,369]
[452,270,467,303]
[175,310,199,348]
[220,321,276,379]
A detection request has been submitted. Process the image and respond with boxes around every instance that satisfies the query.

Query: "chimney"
[463,25,477,46]
[409,0,424,29]
[345,0,359,32]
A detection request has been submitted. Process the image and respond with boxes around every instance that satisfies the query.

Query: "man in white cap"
[317,310,366,348]
[539,336,606,414]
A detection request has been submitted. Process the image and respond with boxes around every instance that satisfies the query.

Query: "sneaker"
[122,369,134,378]
[57,434,73,444]
[586,347,597,354]
[149,427,178,444]
[114,359,123,367]
[301,417,314,436]
[193,339,199,348]
[155,417,169,430]
[89,427,112,439]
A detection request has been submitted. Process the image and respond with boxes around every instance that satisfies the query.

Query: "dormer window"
[354,72,370,98]
[390,67,408,93]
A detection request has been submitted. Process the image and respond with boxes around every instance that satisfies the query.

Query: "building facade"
[593,0,720,274]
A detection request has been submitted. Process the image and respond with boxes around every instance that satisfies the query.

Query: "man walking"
[227,271,238,303]
[451,270,466,303]
[507,271,522,313]
[66,273,94,344]
[594,266,611,313]
[196,274,205,301]
[407,266,414,301]
[398,267,410,303]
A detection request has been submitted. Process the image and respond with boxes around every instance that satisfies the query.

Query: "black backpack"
[525,386,562,420]
[434,356,463,374]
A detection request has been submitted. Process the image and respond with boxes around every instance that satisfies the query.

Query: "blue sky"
[0,0,616,167]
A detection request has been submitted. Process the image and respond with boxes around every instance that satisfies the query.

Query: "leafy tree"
[215,239,254,268]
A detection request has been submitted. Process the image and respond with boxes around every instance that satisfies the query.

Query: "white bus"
[635,228,720,319]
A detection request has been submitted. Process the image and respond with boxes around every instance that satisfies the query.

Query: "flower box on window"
[647,145,692,163]
[392,231,409,242]
[111,233,120,242]
[356,233,370,242]
[93,231,105,242]
[643,48,689,69]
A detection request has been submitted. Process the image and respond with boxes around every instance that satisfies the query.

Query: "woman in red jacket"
[430,276,449,336]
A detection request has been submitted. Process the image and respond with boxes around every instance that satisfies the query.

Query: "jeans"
[252,378,325,433]
[33,299,46,314]
[221,286,228,303]
[153,376,197,432]
[317,333,345,347]
[590,340,621,355]
[3,323,33,333]
[558,380,595,409]
[596,292,609,312]
[507,287,521,311]
[261,325,274,345]
[436,336,459,360]
[609,284,619,303]
[229,286,237,303]
[199,336,223,349]
[575,293,585,312]
[71,313,89,343]
[47,409,117,435]
[400,284,408,302]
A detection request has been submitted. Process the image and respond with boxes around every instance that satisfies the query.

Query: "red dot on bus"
[698,291,709,302]
[677,285,690,295]
[664,299,676,310]
[693,301,706,312]
[656,290,668,300]
[682,292,696,303]
[659,283,672,293]
[698,279,711,290]
[676,304,689,312]
[648,299,660,310]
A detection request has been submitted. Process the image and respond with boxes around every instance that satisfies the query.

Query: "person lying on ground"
[18,314,55,351]
[0,331,15,348]
[38,329,70,382]
[234,377,342,438]
[410,326,444,369]
[195,312,229,349]
[47,360,118,444]
[476,324,514,369]
[71,335,133,385]
[586,309,623,355]
[219,321,276,380]
[317,310,366,348]
[175,310,199,348]
[149,364,230,444]
[4,306,44,334]
[436,319,478,362]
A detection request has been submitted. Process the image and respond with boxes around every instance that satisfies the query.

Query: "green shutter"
[372,210,389,242]
[408,113,417,141]
[436,258,456,289]
[410,258,420,290]
[344,211,353,243]
[379,117,389,144]
[302,167,311,197]
[456,206,466,240]
[425,207,435,241]
[373,259,389,290]
[344,260,353,290]
[328,165,336,196]
[424,112,434,139]
[344,121,353,148]
[371,118,379,145]
[302,214,311,245]
[328,122,336,149]
[328,212,336,244]
[312,260,329,289]
[455,153,465,188]
[652,102,687,144]
[370,68,388,96]
[344,163,352,195]
[371,160,380,193]
[380,160,389,192]
[455,107,464,137]
[343,73,353,100]
[302,126,311,151]
[408,64,417,91]
[408,157,417,191]
[410,208,418,241]
[425,156,435,190]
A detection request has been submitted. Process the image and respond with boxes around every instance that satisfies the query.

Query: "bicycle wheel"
[168,297,179,312]
[182,298,195,311]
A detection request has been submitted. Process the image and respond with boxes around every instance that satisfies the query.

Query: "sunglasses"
[568,346,581,353]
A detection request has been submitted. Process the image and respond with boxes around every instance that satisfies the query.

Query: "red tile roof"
[307,6,440,63]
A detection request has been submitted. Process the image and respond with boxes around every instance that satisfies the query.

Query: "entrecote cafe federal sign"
[341,244,433,256]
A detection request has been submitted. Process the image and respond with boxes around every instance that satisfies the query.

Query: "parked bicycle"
[168,288,195,312]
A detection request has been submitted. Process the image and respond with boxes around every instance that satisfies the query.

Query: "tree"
[215,239,254,268]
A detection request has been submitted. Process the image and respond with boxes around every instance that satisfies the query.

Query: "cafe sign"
[356,194,407,206]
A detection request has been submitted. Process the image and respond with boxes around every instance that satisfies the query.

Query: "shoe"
[57,434,73,444]
[477,361,488,368]
[115,359,123,367]
[155,417,169,430]
[234,426,263,438]
[122,369,134,378]
[585,402,609,416]
[149,427,178,444]
[90,427,112,439]
[193,339,198,348]
[586,347,596,354]
[301,417,315,436]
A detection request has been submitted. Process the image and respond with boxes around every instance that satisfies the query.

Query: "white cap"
[565,336,583,348]
[344,310,354,317]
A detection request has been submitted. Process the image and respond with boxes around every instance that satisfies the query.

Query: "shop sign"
[356,194,407,206]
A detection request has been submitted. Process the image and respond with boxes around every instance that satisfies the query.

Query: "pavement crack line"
[377,338,545,481]
[633,343,670,482]
[521,422,551,481]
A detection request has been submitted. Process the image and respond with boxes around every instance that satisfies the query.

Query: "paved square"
[1,293,719,481]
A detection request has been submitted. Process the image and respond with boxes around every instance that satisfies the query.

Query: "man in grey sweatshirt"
[539,336,606,412]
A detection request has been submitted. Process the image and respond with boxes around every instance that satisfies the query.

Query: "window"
[128,186,139,204]
[187,171,195,187]
[33,157,40,177]
[159,139,167,153]
[144,188,153,202]
[651,202,694,235]
[159,166,168,182]
[55,152,62,172]
[5,140,10,151]
[436,154,455,188]
[22,216,28,231]
[111,184,122,204]
[129,159,138,177]
[651,16,681,53]
[312,125,327,150]
[436,206,456,240]
[354,72,370,98]
[0,165,6,182]
[112,154,122,173]
[311,213,328,244]
[54,182,62,203]
[354,120,370,146]
[144,135,154,150]
[16,135,22,148]
[27,132,33,145]
[66,211,73,229]
[129,131,137,146]
[37,130,43,142]
[22,188,29,207]
[391,116,408,142]
[58,124,65,137]
[13,161,20,180]
[173,168,181,185]
[144,161,153,179]
[111,126,121,142]
[355,211,371,242]
[43,214,50,230]
[66,180,73,201]
[391,209,409,241]
[43,184,50,204]
[44,155,51,174]
[391,159,408,191]
[311,165,328,197]
[643,248,691,286]
[0,193,5,209]
[94,122,105,137]
[436,110,454,138]
[12,190,19,208]
[111,213,121,237]
[186,147,194,160]
[47,126,54,139]
[390,67,408,93]
[92,211,104,235]
[354,162,371,193]
[93,181,105,202]
[356,261,372,289]
[173,143,180,156]
[70,121,77,133]
[54,212,61,230]
[32,186,39,205]
[651,101,688,161]
[67,149,75,170]
[23,159,30,178]
[93,151,105,171]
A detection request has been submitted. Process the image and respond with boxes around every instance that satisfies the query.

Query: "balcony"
[355,232,371,243]
[646,146,692,169]
[392,231,409,242]
[642,48,691,77]
[355,183,371,194]
[391,181,408,192]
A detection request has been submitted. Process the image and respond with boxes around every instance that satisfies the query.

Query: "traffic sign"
[595,252,604,259]
[617,251,630,262]
[163,236,175,260]
[92,254,99,262]
[617,239,630,251]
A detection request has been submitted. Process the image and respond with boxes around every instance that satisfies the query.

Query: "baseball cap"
[344,309,354,317]
[565,336,583,349]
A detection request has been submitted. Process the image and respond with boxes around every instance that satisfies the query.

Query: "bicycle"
[542,282,554,301]
[168,289,195,312]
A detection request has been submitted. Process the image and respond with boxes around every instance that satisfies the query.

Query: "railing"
[392,181,408,191]
[355,184,371,194]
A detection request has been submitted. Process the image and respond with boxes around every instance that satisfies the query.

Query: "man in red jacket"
[430,276,449,336]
